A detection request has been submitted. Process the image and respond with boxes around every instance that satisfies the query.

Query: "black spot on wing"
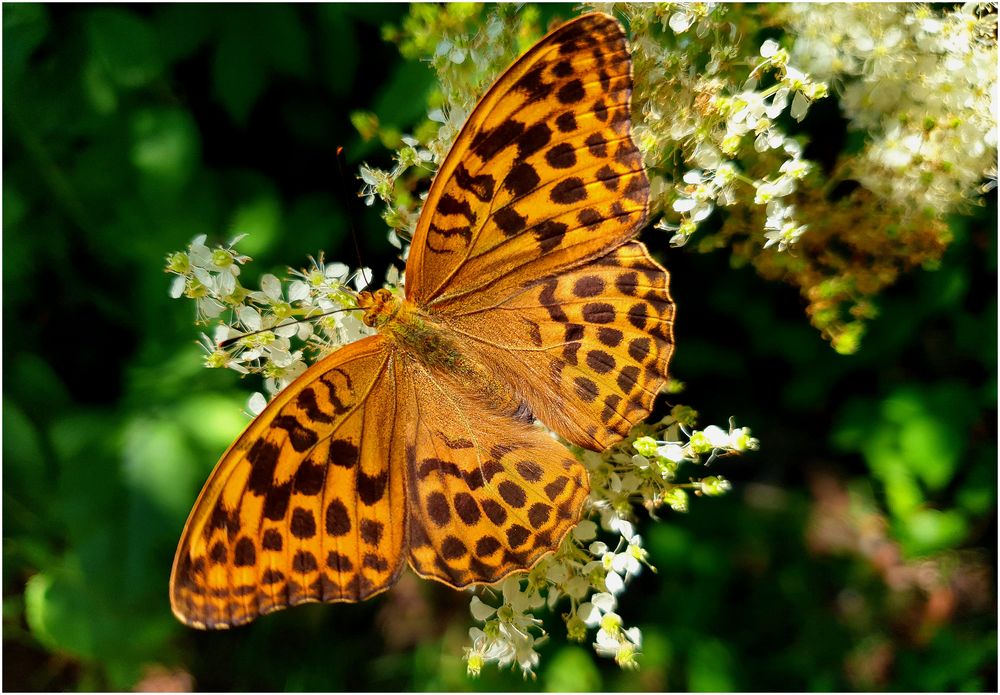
[471,119,524,161]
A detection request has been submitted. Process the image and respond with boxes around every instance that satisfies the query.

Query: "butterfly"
[170,12,675,629]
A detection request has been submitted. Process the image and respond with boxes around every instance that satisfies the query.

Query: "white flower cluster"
[166,236,376,399]
[462,414,757,677]
[357,10,529,245]
[614,3,828,251]
[784,2,997,214]
[359,137,433,250]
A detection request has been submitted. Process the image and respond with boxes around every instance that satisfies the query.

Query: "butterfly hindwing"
[398,361,589,587]
[170,336,408,628]
[407,13,648,311]
[444,241,675,451]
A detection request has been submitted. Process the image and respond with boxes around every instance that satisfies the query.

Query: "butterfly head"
[357,288,401,328]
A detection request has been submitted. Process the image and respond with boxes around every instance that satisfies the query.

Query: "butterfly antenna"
[218,307,355,349]
[334,146,371,292]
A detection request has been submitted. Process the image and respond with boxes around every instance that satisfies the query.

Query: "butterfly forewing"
[170,336,407,628]
[407,13,649,311]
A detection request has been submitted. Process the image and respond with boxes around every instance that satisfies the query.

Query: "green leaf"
[226,183,283,257]
[2,399,47,510]
[212,24,268,124]
[2,3,49,83]
[256,5,309,78]
[82,58,118,115]
[211,7,309,124]
[86,9,164,88]
[25,569,90,656]
[371,60,436,129]
[543,646,602,691]
[898,508,968,556]
[687,639,736,691]
[121,417,199,519]
[834,383,979,518]
[153,4,216,64]
[5,353,72,422]
[129,107,201,190]
[318,5,358,96]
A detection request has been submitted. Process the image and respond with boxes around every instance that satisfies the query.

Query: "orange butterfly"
[171,12,674,628]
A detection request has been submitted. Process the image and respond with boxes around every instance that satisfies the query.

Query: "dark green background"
[4,4,996,691]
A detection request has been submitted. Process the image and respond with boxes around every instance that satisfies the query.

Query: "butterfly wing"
[406,13,648,312]
[442,240,674,451]
[170,335,408,628]
[397,359,589,587]
[404,12,673,451]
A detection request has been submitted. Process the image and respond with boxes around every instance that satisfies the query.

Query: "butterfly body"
[361,289,532,422]
[172,12,676,629]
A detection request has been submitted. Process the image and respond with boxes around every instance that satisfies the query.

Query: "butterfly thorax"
[358,288,457,366]
[358,288,523,417]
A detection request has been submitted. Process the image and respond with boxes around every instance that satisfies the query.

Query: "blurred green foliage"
[3,3,995,691]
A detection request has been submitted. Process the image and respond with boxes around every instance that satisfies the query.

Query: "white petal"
[624,626,643,647]
[215,271,237,296]
[610,517,635,540]
[672,197,697,213]
[595,628,620,650]
[791,90,809,121]
[213,324,235,343]
[248,392,267,415]
[199,297,226,318]
[275,321,298,338]
[604,570,625,595]
[572,519,598,541]
[260,274,282,300]
[353,267,373,291]
[668,11,693,33]
[592,592,616,612]
[288,280,310,302]
[470,596,497,621]
[237,306,262,331]
[682,169,704,184]
[703,424,730,447]
[326,262,349,280]
[578,602,601,626]
[501,576,523,605]
[657,443,686,462]
[546,563,569,584]
[565,576,590,599]
[169,275,186,298]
